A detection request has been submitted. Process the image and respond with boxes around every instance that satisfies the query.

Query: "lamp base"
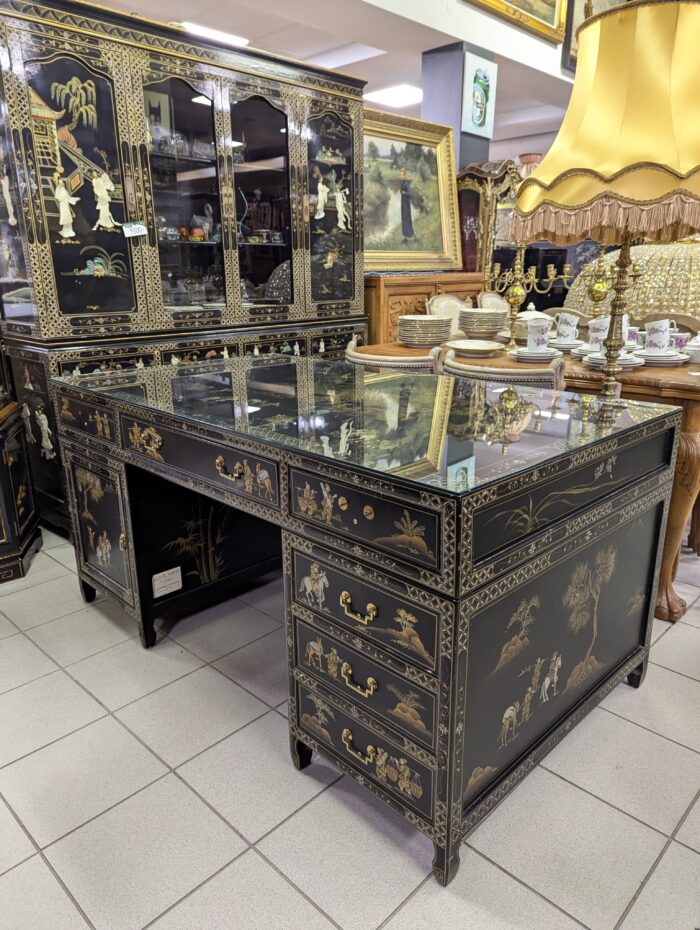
[601,229,632,399]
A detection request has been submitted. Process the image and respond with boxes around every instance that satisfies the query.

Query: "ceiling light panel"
[363,84,423,108]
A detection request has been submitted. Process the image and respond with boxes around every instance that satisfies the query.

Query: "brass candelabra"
[578,244,642,318]
[471,383,542,454]
[485,244,573,350]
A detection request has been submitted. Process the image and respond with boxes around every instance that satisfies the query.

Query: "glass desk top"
[54,356,678,497]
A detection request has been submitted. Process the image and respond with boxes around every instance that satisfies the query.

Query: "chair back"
[346,345,442,373]
[642,312,700,334]
[427,293,469,334]
[442,349,565,390]
[478,291,509,311]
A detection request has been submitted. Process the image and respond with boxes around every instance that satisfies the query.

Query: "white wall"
[490,131,556,163]
[363,0,573,81]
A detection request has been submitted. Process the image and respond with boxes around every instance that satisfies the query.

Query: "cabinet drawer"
[295,681,434,822]
[121,415,280,510]
[294,615,437,750]
[290,546,441,673]
[289,467,440,571]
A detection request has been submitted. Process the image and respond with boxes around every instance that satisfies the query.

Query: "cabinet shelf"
[149,150,215,166]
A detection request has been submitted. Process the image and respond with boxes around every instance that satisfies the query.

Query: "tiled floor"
[0,529,699,930]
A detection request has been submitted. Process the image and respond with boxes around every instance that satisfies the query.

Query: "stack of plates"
[397,314,452,347]
[583,351,645,369]
[632,348,690,367]
[459,307,509,339]
[508,346,563,363]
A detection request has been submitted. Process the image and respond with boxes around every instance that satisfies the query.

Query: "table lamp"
[512,0,700,398]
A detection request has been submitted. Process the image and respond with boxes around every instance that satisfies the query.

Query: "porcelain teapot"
[514,308,555,342]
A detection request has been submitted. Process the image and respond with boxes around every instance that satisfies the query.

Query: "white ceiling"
[108,0,570,138]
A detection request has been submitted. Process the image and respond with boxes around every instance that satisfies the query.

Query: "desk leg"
[656,404,700,622]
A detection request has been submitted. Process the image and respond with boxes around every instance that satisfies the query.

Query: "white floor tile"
[214,627,287,706]
[68,636,203,710]
[178,711,337,842]
[677,796,700,854]
[45,774,245,930]
[116,666,268,767]
[26,601,137,667]
[0,573,100,631]
[237,575,285,622]
[0,716,166,847]
[0,611,17,640]
[682,600,700,630]
[676,553,700,588]
[46,544,78,573]
[0,856,89,929]
[673,581,700,609]
[542,707,700,835]
[149,850,333,930]
[619,842,700,930]
[0,552,70,595]
[258,777,432,930]
[469,767,666,930]
[651,618,670,644]
[163,597,280,663]
[602,662,700,752]
[0,671,105,767]
[385,846,582,930]
[651,620,700,681]
[0,797,34,875]
[40,528,70,550]
[0,633,58,694]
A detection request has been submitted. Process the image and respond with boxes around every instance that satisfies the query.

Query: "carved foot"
[290,735,313,770]
[432,841,461,886]
[627,657,649,689]
[79,579,97,603]
[655,579,686,623]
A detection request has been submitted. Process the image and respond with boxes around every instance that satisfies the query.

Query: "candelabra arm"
[601,228,632,401]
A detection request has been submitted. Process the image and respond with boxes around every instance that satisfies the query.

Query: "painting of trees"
[563,545,616,691]
[75,466,109,524]
[163,500,228,585]
[51,76,97,149]
[492,595,540,674]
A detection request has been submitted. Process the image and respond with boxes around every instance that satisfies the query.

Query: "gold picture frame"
[468,0,568,43]
[363,109,462,272]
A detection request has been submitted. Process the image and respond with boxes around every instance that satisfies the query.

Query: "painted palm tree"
[74,466,107,524]
[492,595,541,674]
[563,544,616,691]
[51,76,97,149]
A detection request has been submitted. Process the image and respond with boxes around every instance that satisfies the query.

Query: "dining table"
[352,340,700,623]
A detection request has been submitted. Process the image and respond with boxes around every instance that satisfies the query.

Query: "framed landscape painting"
[467,0,568,42]
[363,110,462,272]
[562,0,620,72]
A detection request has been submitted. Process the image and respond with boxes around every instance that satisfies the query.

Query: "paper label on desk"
[152,566,182,598]
[123,220,148,239]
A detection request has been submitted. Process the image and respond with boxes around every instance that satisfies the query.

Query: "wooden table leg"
[656,401,700,622]
[687,496,700,555]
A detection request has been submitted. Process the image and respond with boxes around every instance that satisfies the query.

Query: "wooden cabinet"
[364,272,484,344]
[0,402,42,581]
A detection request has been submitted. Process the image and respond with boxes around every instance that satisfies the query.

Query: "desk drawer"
[294,615,437,750]
[289,467,440,572]
[290,546,442,673]
[295,681,434,822]
[121,415,280,509]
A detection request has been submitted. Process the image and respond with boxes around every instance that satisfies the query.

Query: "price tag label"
[123,220,148,239]
[152,566,182,598]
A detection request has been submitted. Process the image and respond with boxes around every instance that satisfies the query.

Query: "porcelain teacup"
[671,332,690,352]
[527,319,551,352]
[588,316,610,351]
[554,311,579,341]
[645,319,676,355]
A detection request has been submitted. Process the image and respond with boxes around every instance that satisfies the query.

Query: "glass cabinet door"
[305,107,357,311]
[230,95,294,316]
[143,77,227,317]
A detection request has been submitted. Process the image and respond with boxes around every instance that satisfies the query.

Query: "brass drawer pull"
[215,455,243,481]
[342,728,376,765]
[339,591,377,625]
[341,662,378,698]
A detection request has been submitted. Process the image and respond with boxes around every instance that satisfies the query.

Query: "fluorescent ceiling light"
[363,84,423,108]
[191,95,211,106]
[178,21,249,47]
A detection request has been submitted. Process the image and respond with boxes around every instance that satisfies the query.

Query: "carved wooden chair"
[345,344,442,373]
[478,291,509,311]
[441,349,566,390]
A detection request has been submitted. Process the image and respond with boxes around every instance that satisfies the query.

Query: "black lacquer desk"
[52,358,679,884]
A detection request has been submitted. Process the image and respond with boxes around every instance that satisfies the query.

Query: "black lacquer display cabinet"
[0,0,366,527]
[53,356,679,884]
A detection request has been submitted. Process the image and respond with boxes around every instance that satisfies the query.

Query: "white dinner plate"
[509,348,563,362]
[549,338,583,351]
[445,339,503,358]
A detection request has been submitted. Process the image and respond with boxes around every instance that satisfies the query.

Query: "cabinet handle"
[342,728,376,765]
[339,591,377,625]
[215,455,244,481]
[341,662,378,698]
[118,532,127,551]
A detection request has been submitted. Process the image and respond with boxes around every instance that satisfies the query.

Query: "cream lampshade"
[512,0,700,397]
